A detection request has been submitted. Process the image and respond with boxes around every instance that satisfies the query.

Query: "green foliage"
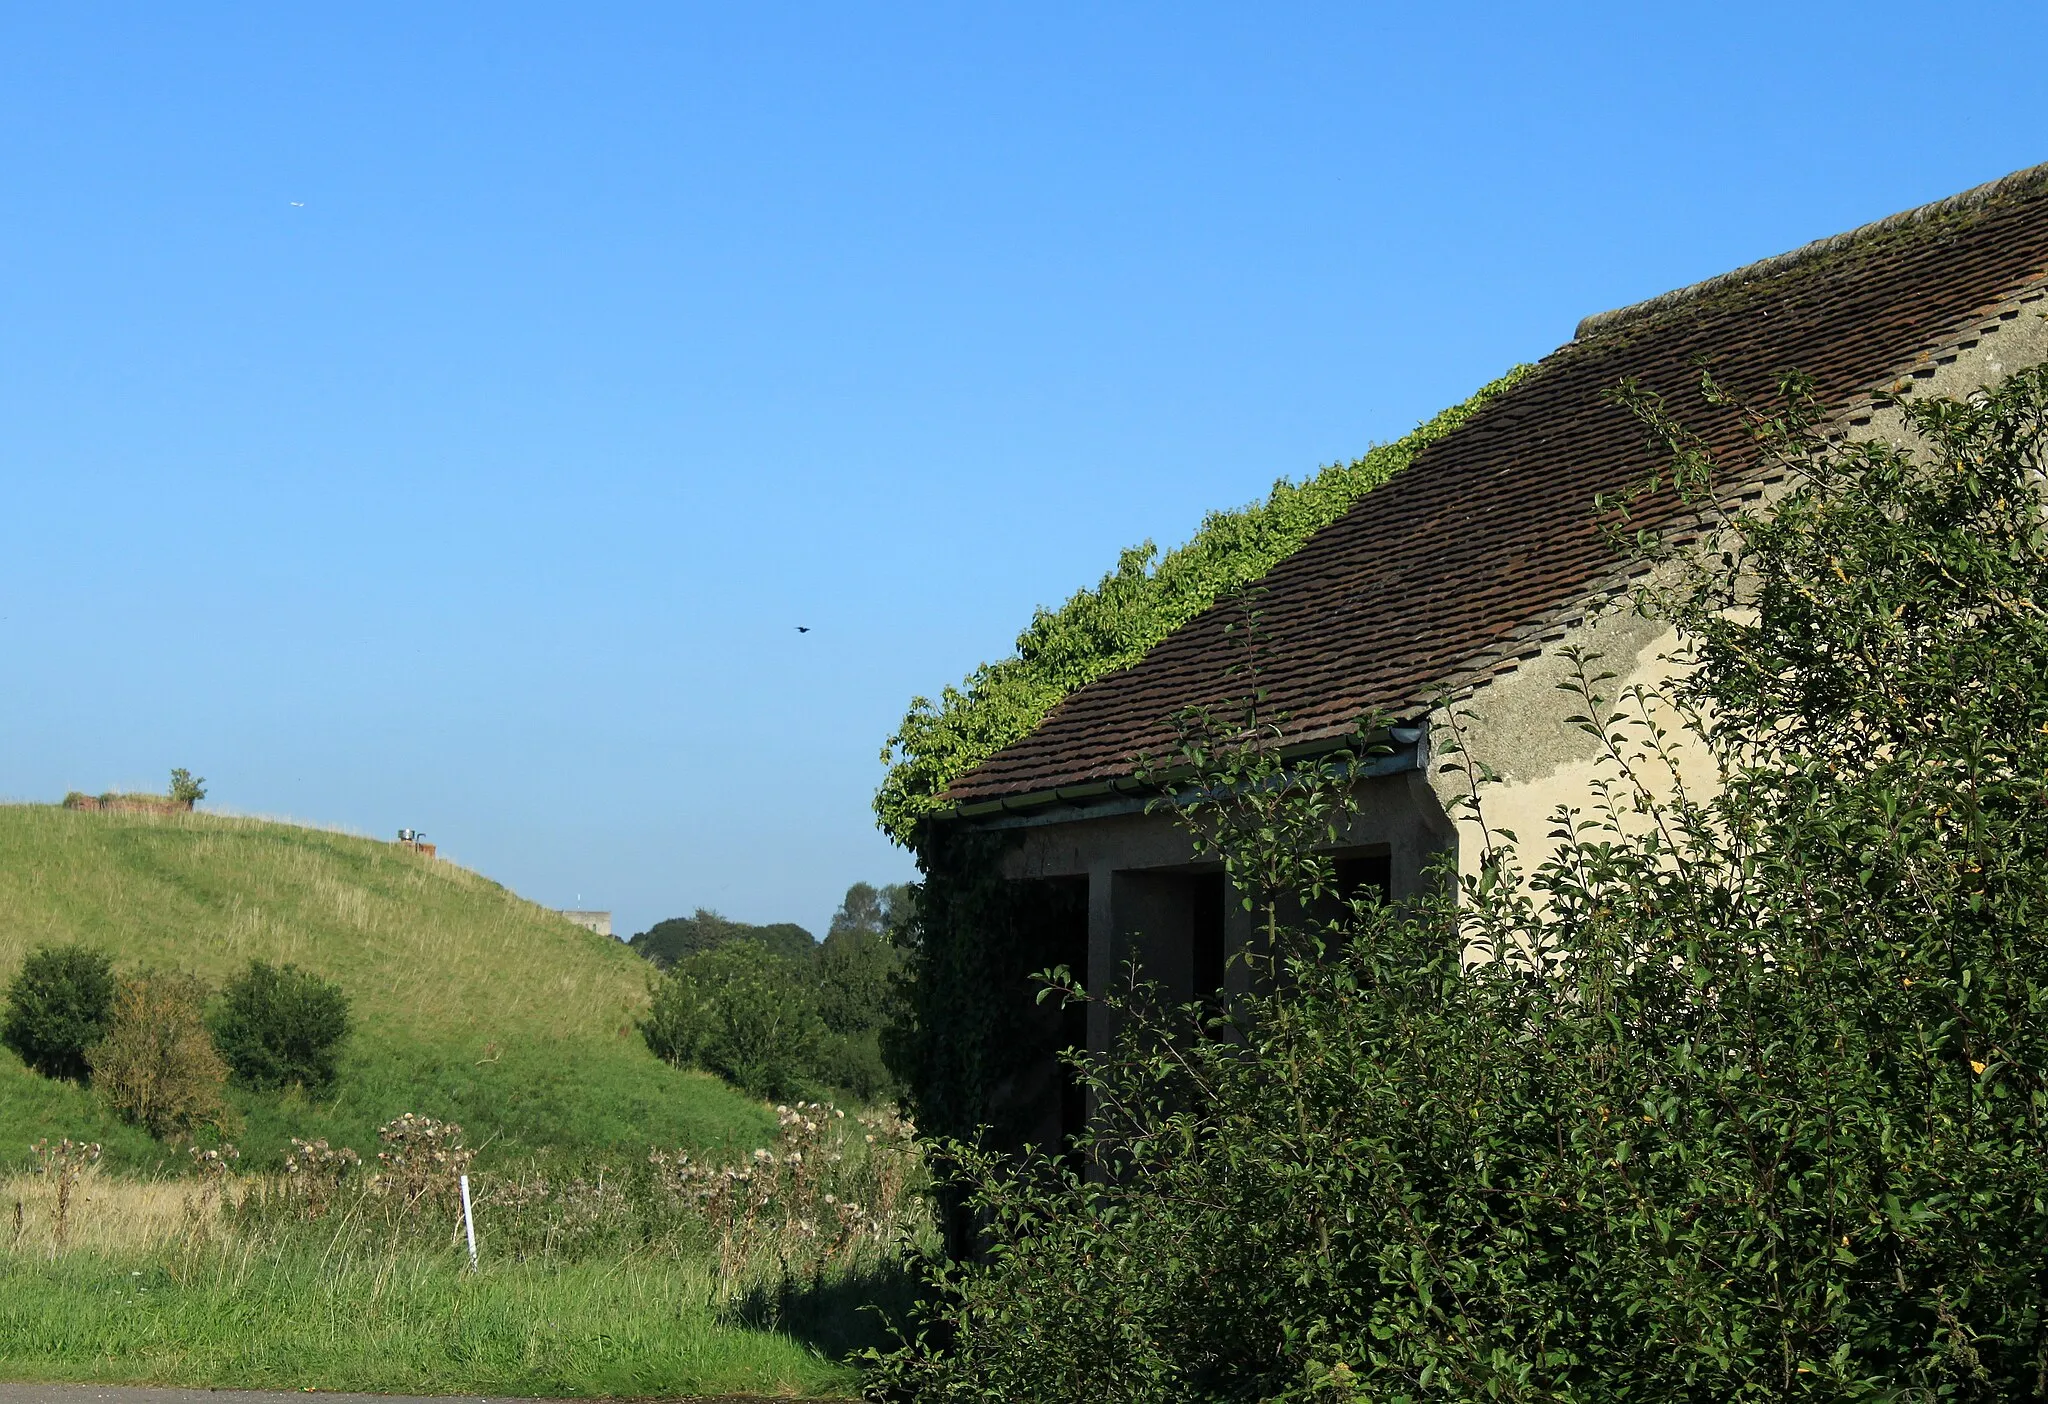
[89,971,236,1142]
[877,366,2048,1401]
[209,960,351,1091]
[884,830,1085,1156]
[813,883,908,1102]
[168,768,206,806]
[1,944,117,1083]
[631,884,910,1104]
[629,908,817,969]
[874,364,1534,843]
[641,942,823,1102]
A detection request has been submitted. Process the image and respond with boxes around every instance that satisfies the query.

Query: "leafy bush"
[877,367,2048,1401]
[812,883,907,1101]
[168,767,206,805]
[89,970,237,1140]
[813,1029,894,1104]
[209,960,351,1091]
[629,908,817,969]
[641,942,822,1101]
[1,944,117,1081]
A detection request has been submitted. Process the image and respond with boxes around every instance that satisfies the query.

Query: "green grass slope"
[0,805,774,1170]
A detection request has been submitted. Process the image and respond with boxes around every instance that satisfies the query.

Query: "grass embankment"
[0,803,773,1170]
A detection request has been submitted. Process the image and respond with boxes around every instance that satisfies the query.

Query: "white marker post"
[459,1173,478,1270]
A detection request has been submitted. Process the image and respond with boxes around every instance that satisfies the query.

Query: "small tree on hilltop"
[2,944,117,1082]
[168,768,206,807]
[209,960,351,1091]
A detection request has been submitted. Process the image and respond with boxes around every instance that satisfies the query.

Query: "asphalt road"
[0,1390,835,1404]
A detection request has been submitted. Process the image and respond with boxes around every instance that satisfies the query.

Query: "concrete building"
[558,910,613,938]
[926,163,2048,1151]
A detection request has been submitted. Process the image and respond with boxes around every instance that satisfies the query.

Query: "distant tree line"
[628,909,818,967]
[632,882,908,1103]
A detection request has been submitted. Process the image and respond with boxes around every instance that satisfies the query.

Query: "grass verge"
[0,1249,860,1399]
[0,1103,921,1399]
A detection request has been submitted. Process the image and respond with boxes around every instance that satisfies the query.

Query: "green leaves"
[208,959,351,1092]
[638,942,822,1101]
[875,364,2048,1401]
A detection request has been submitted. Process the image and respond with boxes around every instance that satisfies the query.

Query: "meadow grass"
[0,1245,860,1398]
[0,1103,923,1398]
[0,803,775,1168]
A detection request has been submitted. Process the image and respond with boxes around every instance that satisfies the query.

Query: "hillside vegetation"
[0,804,773,1169]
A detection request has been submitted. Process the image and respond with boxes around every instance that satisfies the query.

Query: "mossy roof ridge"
[1575,160,2048,343]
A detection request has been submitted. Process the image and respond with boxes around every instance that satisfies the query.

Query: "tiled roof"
[947,163,2048,811]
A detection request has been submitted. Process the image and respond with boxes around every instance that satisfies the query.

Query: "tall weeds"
[7,1105,930,1311]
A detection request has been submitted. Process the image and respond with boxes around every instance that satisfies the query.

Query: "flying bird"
[796,626,811,633]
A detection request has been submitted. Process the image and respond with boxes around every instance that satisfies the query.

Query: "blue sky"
[3,3,2042,940]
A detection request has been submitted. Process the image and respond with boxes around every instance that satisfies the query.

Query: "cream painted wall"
[1424,294,2048,896]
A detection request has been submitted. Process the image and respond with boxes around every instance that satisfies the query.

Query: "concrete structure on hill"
[62,793,194,814]
[558,910,613,938]
[928,162,2048,1152]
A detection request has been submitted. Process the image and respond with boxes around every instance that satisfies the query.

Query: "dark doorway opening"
[1191,871,1226,999]
[997,876,1090,1160]
[1334,852,1392,905]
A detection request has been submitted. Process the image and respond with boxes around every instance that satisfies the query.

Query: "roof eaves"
[938,722,1430,832]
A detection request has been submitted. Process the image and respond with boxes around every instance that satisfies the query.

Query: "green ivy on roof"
[874,364,1536,845]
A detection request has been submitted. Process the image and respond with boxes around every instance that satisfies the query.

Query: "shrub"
[812,883,907,1102]
[875,368,2048,1400]
[89,971,237,1141]
[814,1029,893,1104]
[168,767,206,806]
[372,1112,473,1212]
[640,942,821,1101]
[208,960,351,1091]
[1,944,117,1081]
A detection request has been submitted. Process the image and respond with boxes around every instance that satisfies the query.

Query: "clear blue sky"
[3,3,2041,940]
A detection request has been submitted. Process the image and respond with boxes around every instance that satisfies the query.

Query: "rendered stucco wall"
[1423,296,2048,894]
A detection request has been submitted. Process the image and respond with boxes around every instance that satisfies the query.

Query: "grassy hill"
[0,804,775,1171]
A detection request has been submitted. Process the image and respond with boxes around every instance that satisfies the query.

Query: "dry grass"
[1,1168,192,1258]
[0,805,637,1041]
